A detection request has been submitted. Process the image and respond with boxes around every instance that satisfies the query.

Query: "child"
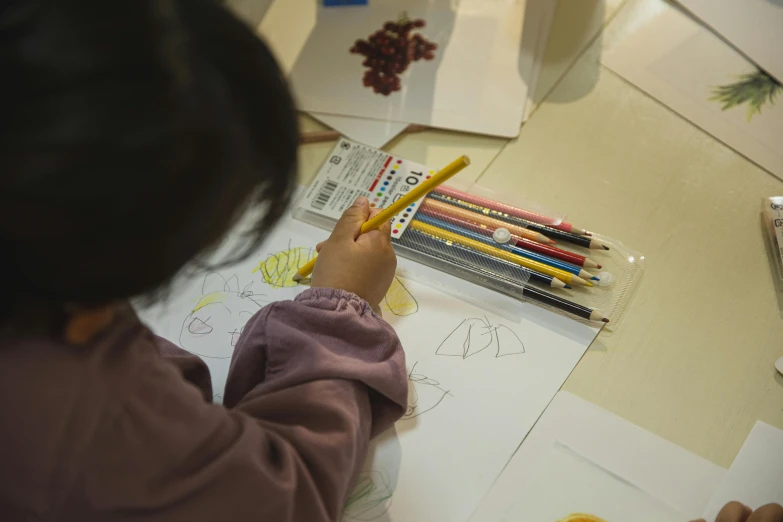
[0,1,406,520]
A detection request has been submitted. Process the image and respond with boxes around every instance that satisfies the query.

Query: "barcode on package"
[312,180,338,210]
[296,139,430,237]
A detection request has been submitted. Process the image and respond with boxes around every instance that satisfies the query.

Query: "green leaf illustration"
[710,69,782,121]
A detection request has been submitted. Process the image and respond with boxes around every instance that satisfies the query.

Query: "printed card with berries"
[289,0,530,137]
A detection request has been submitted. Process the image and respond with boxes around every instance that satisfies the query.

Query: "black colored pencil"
[394,228,608,323]
[395,228,569,289]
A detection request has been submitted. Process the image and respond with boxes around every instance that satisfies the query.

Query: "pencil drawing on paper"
[710,68,781,121]
[179,273,268,360]
[342,469,394,521]
[402,361,451,421]
[381,276,419,317]
[436,317,525,359]
[253,240,316,288]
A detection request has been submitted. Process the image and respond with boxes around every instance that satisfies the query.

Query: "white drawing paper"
[136,199,600,522]
[471,392,726,522]
[601,0,783,181]
[676,0,783,84]
[499,441,685,522]
[286,0,530,137]
[702,421,783,521]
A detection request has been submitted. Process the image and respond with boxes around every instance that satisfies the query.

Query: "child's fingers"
[356,207,391,246]
[748,504,783,522]
[315,241,325,253]
[376,215,392,239]
[356,219,392,248]
[716,502,752,522]
[331,196,370,241]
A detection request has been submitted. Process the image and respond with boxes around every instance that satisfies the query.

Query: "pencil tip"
[591,277,600,281]
[565,285,572,289]
[602,318,610,323]
[549,240,557,245]
[597,265,602,269]
[602,245,609,250]
[292,274,302,282]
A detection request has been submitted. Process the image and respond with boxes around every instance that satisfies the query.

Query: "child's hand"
[692,502,783,522]
[311,196,397,312]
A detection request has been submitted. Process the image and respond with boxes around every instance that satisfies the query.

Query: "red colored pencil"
[421,198,555,245]
[433,186,591,236]
[418,204,602,269]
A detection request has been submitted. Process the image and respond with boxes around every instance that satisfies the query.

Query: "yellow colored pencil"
[409,221,593,287]
[293,155,472,282]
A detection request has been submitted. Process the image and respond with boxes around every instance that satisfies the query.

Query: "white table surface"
[235,0,783,469]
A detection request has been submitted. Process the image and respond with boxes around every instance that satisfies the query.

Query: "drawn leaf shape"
[202,272,227,295]
[382,277,419,316]
[494,325,525,357]
[436,318,493,358]
[225,274,240,293]
[343,469,394,521]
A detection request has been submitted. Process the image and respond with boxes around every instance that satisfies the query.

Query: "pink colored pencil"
[433,186,591,236]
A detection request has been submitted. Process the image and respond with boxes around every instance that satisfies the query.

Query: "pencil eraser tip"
[492,228,511,244]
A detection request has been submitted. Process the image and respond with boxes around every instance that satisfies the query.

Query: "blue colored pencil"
[396,228,570,289]
[394,229,608,322]
[413,214,598,281]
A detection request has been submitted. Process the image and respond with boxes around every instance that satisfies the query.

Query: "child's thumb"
[332,196,370,240]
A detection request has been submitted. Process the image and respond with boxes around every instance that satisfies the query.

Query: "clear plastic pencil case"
[294,139,645,331]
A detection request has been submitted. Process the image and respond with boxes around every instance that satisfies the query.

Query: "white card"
[702,421,783,520]
[500,442,684,522]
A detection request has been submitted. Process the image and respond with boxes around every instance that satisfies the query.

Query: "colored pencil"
[395,229,608,323]
[419,201,601,269]
[428,192,609,250]
[415,214,598,281]
[421,197,554,245]
[396,228,570,289]
[409,220,593,287]
[293,155,471,281]
[434,185,591,236]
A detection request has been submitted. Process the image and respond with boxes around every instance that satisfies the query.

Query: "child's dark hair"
[0,0,298,320]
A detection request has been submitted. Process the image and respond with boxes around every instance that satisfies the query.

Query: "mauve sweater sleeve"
[73,288,407,522]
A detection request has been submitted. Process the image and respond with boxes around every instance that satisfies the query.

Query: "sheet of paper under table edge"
[497,441,685,522]
[469,391,727,522]
[134,195,601,522]
[702,421,783,521]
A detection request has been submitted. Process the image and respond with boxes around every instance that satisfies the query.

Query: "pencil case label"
[299,138,429,236]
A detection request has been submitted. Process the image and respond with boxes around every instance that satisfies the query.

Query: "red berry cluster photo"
[350,14,437,96]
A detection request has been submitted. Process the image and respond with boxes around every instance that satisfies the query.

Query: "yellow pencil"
[292,155,472,282]
[409,221,593,287]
